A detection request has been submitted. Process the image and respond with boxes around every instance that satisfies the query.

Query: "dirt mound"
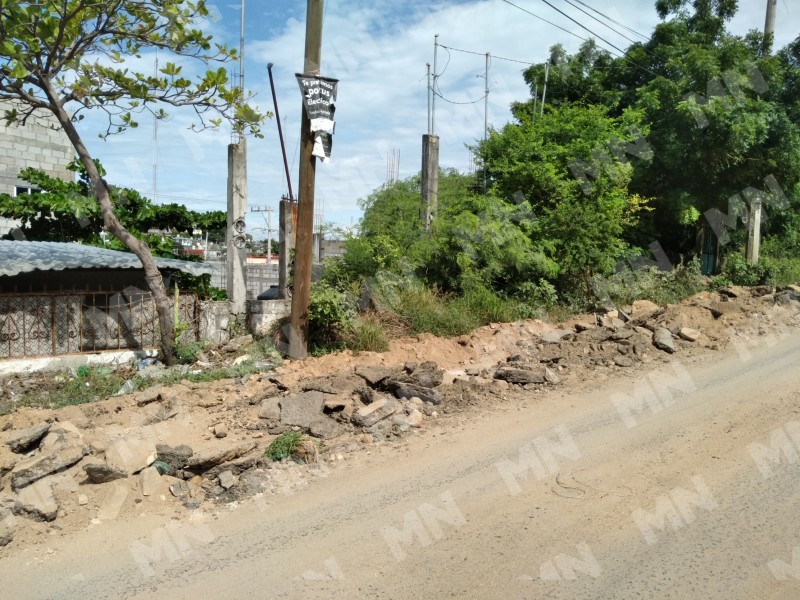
[0,284,798,550]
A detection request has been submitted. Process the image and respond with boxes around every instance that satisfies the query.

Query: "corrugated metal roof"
[0,240,213,277]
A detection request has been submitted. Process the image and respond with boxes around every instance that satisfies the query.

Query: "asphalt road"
[3,333,800,599]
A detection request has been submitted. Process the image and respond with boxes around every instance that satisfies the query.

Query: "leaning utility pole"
[288,0,324,359]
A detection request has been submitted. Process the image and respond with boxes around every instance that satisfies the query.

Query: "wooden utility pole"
[288,0,324,359]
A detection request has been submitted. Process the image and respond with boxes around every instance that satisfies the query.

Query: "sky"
[77,0,800,239]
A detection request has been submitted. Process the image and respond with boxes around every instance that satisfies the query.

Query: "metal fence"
[208,262,279,298]
[0,291,199,359]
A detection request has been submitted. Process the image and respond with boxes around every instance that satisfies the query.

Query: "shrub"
[307,282,355,354]
[590,259,705,307]
[346,313,389,353]
[265,432,320,463]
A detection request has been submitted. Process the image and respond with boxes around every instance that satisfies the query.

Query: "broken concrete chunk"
[14,480,58,521]
[494,368,546,386]
[186,442,257,471]
[653,328,676,353]
[541,329,571,343]
[354,365,395,387]
[393,383,442,405]
[139,466,165,497]
[279,391,325,428]
[5,422,50,453]
[0,507,14,546]
[309,417,346,440]
[353,398,399,428]
[258,397,281,421]
[679,327,701,342]
[83,461,128,484]
[105,438,157,476]
[155,444,193,476]
[11,443,87,490]
[218,470,236,490]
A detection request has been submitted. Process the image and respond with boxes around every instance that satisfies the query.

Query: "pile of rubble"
[1,284,799,548]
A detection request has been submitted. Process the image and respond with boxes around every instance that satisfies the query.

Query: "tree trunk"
[45,94,176,364]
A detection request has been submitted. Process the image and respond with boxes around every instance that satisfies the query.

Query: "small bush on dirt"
[590,259,704,307]
[308,281,355,354]
[265,432,320,463]
[346,313,389,353]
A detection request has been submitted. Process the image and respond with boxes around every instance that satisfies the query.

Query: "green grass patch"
[265,432,320,463]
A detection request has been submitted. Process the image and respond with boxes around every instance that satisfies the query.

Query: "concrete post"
[421,134,439,229]
[746,198,762,265]
[278,197,295,300]
[226,139,248,315]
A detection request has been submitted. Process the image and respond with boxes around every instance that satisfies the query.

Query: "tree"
[0,0,265,362]
[0,163,227,255]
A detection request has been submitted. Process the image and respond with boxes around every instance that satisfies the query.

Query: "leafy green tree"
[477,103,652,294]
[0,0,265,362]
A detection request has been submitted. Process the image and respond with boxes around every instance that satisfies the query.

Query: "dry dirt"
[0,284,799,555]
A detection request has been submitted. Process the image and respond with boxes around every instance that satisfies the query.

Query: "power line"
[573,0,650,41]
[432,89,487,105]
[500,0,658,78]
[558,0,640,45]
[536,0,630,57]
[439,43,536,65]
[499,0,591,43]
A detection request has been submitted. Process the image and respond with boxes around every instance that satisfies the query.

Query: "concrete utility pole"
[748,0,777,265]
[278,197,295,299]
[421,35,440,230]
[765,0,777,41]
[226,138,248,314]
[288,0,324,359]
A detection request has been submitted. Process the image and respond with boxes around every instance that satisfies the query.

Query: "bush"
[346,314,389,353]
[307,282,355,354]
[590,259,705,307]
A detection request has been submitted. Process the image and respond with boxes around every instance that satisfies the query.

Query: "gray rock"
[279,391,325,428]
[611,329,634,341]
[353,398,399,427]
[139,466,164,496]
[238,469,267,495]
[258,397,281,421]
[0,444,18,479]
[401,361,443,388]
[494,368,546,385]
[15,480,58,521]
[354,365,395,387]
[0,507,14,546]
[614,356,635,367]
[186,442,257,471]
[218,470,236,490]
[83,461,128,483]
[653,328,676,353]
[544,367,561,384]
[309,417,346,440]
[5,422,50,453]
[155,444,193,476]
[573,322,595,332]
[11,443,87,490]
[169,480,191,499]
[679,327,701,342]
[393,383,442,405]
[541,329,571,343]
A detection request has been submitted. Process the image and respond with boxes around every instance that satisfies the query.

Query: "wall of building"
[0,101,74,198]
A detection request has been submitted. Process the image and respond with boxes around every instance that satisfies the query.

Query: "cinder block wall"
[0,101,74,196]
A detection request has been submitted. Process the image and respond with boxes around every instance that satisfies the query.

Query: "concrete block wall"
[0,101,74,196]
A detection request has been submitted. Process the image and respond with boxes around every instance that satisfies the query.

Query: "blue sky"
[77,0,800,238]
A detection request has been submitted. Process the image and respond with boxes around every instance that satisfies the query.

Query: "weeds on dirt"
[2,338,281,415]
[4,365,147,413]
[265,432,320,463]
